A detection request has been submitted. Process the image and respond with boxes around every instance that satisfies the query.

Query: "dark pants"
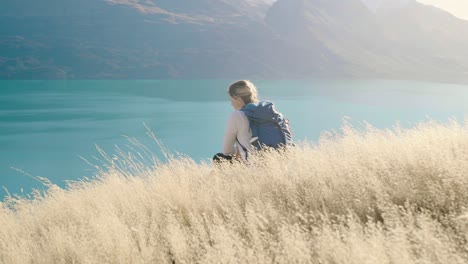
[212,153,234,163]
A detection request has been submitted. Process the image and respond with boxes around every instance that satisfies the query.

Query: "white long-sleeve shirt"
[222,110,253,158]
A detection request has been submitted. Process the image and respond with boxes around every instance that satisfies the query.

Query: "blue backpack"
[240,100,293,150]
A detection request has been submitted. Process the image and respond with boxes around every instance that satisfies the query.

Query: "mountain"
[0,0,296,79]
[375,1,468,77]
[361,0,412,12]
[1,0,468,82]
[103,0,276,23]
[266,0,380,76]
[265,0,468,82]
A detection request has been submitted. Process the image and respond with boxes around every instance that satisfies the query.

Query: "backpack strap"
[236,138,249,160]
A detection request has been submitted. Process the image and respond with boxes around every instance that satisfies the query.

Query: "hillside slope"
[1,120,468,263]
[1,0,468,81]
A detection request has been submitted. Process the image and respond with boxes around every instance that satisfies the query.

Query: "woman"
[213,80,258,163]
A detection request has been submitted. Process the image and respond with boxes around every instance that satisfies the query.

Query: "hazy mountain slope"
[376,2,468,70]
[104,0,276,22]
[361,0,412,12]
[370,0,468,81]
[266,0,468,81]
[1,0,468,81]
[0,0,151,78]
[0,0,270,78]
[266,0,401,77]
[0,0,308,79]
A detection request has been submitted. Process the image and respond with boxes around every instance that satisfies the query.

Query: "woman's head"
[228,80,259,110]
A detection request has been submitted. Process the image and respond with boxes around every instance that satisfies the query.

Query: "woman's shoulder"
[228,110,248,123]
[229,110,247,118]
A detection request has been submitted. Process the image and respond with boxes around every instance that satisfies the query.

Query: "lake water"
[1,79,467,199]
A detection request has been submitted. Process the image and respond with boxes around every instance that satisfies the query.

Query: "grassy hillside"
[1,120,468,263]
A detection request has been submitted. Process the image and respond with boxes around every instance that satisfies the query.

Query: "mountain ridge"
[1,0,468,82]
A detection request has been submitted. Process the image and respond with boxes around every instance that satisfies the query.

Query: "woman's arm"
[222,111,238,155]
[222,111,252,155]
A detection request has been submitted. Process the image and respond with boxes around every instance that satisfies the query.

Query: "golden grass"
[1,119,468,263]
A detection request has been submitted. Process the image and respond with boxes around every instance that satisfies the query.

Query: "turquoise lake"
[1,79,467,199]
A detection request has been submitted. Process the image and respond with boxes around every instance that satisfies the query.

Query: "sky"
[417,0,468,21]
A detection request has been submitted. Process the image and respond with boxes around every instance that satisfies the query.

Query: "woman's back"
[214,80,291,163]
[222,110,253,158]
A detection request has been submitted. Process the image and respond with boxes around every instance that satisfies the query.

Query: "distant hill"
[0,0,284,79]
[266,0,468,82]
[1,0,468,82]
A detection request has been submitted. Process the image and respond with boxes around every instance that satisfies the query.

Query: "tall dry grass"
[1,119,468,263]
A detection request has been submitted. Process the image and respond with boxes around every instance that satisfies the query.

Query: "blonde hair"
[228,80,259,105]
